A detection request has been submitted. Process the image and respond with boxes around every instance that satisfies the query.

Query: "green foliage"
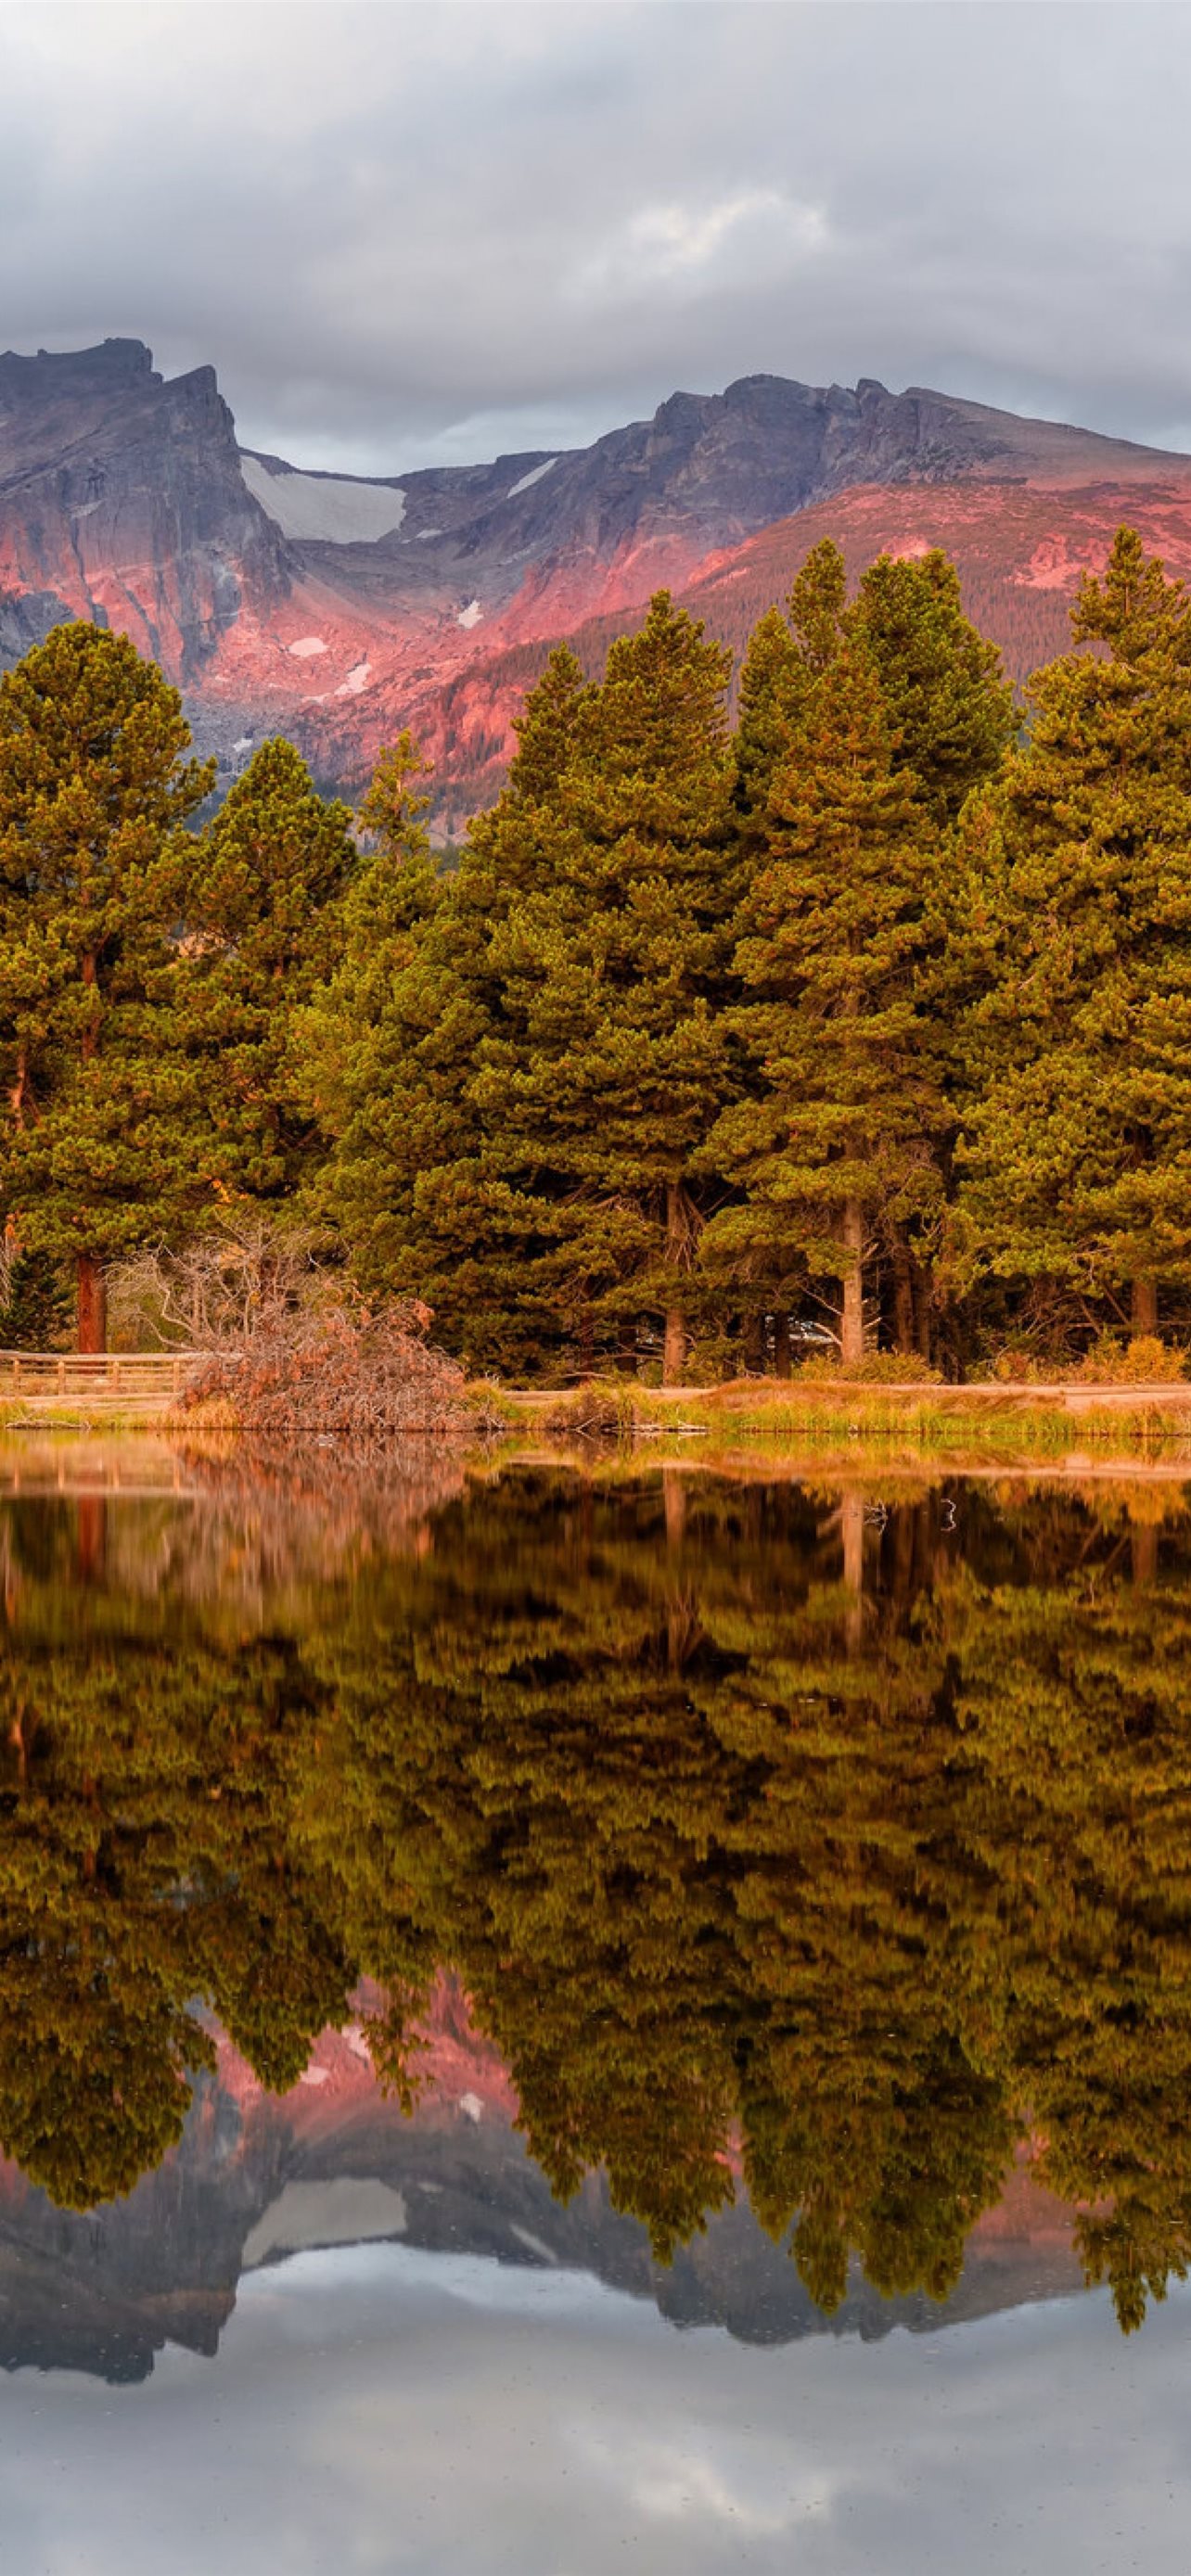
[4,532,1189,1382]
[182,736,357,1202]
[954,527,1191,1325]
[856,547,1018,824]
[706,638,948,1358]
[0,623,215,1331]
[0,1248,70,1350]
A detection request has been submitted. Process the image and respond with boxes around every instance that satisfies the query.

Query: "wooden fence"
[0,1350,211,1407]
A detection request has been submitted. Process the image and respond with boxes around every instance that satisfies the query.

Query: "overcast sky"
[4,2,1191,475]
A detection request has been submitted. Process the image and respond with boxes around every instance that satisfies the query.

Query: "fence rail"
[0,1349,214,1403]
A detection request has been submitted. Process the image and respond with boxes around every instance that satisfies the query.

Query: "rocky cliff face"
[4,338,1191,813]
[0,339,289,682]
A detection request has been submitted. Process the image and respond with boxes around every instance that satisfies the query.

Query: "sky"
[4,2,1191,476]
[3,2242,1191,2574]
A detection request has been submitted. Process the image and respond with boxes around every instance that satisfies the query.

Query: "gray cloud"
[3,4,1191,473]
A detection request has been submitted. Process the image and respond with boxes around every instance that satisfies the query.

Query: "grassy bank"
[480,1376,1191,1466]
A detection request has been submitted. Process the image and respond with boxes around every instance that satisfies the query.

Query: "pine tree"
[708,639,947,1364]
[856,548,1017,825]
[297,730,529,1366]
[471,595,736,1379]
[0,623,214,1349]
[182,737,357,1206]
[0,1248,70,1351]
[955,527,1191,1334]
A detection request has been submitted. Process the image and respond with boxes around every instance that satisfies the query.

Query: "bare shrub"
[181,1301,470,1441]
[109,1220,327,1352]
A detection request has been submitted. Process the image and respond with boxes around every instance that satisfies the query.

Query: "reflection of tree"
[0,1616,351,2206]
[7,1466,1191,2334]
[299,1473,1191,2327]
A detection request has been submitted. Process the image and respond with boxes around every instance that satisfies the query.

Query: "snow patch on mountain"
[241,454,405,542]
[507,456,557,499]
[288,634,327,657]
[456,599,483,629]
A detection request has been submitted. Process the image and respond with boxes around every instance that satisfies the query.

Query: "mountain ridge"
[5,338,1191,817]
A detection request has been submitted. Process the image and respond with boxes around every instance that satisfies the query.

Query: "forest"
[0,523,1187,1380]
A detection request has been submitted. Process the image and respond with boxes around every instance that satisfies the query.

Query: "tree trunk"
[1131,1521,1159,1588]
[840,1201,864,1370]
[1132,1278,1159,1335]
[772,1310,791,1379]
[914,1257,933,1366]
[741,1312,764,1376]
[662,1309,685,1385]
[618,1318,638,1378]
[577,1296,594,1383]
[891,1241,915,1358]
[662,1180,686,1385]
[77,1254,107,1355]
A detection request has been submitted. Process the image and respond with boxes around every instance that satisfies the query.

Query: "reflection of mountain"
[6,340,1191,819]
[0,1999,1082,2385]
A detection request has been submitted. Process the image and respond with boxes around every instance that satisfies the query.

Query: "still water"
[2,1439,1191,2570]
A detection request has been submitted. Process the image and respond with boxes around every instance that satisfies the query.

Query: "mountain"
[5,338,1191,823]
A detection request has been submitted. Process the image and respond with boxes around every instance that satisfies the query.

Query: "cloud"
[0,4,1190,473]
[575,189,829,304]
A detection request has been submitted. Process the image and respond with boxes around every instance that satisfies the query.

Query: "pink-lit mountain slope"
[4,338,1191,821]
[413,472,1191,827]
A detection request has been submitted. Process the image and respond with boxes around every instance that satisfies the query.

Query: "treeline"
[3,526,1190,1373]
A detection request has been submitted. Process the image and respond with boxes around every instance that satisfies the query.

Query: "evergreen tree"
[708,640,947,1363]
[297,730,535,1369]
[0,1248,70,1351]
[183,737,357,1205]
[0,623,214,1349]
[954,527,1191,1333]
[734,539,1014,834]
[856,548,1017,825]
[471,596,736,1379]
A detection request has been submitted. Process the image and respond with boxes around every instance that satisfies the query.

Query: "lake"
[1,1438,1189,2571]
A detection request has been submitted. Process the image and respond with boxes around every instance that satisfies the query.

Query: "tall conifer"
[300,715,562,1372]
[708,641,946,1364]
[0,623,213,1349]
[955,527,1191,1333]
[857,549,1017,823]
[182,736,357,1205]
[473,595,736,1379]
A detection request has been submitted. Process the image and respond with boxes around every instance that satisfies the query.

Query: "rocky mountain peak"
[4,338,1191,810]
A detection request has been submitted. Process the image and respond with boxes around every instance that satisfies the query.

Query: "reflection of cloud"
[2,2247,1191,2573]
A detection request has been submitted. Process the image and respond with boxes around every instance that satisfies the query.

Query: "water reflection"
[2,1445,1189,2346]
